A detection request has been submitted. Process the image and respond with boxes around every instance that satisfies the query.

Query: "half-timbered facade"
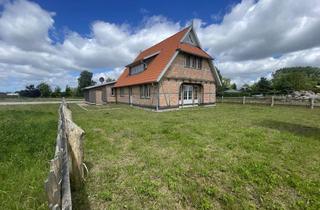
[84,25,221,110]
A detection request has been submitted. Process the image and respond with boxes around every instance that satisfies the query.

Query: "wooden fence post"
[242,96,246,104]
[310,97,314,109]
[221,96,224,103]
[271,96,274,107]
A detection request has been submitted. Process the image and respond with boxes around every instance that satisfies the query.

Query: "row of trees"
[218,66,320,96]
[19,84,76,98]
[18,70,115,98]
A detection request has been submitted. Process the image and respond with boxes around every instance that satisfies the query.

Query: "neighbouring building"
[84,24,221,110]
[83,81,116,105]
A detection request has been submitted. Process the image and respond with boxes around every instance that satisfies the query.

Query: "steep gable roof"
[115,26,220,87]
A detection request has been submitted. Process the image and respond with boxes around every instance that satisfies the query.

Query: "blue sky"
[33,0,239,33]
[0,0,319,92]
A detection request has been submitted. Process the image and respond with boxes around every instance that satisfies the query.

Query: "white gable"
[181,27,201,47]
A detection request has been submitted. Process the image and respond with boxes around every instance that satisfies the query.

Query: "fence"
[44,99,85,210]
[217,96,319,109]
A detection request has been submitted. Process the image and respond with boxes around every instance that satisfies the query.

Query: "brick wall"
[158,52,217,107]
[165,53,215,82]
[105,86,116,103]
[116,87,129,103]
[116,85,158,108]
[159,79,182,107]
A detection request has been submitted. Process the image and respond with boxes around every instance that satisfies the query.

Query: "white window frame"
[130,63,146,75]
[140,85,151,99]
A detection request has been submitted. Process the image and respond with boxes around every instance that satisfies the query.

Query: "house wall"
[116,85,158,108]
[116,87,129,103]
[165,53,215,82]
[158,52,217,108]
[203,83,216,104]
[159,79,182,108]
[106,86,116,103]
[84,84,115,104]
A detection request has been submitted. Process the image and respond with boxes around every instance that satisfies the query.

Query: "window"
[111,88,115,96]
[191,57,196,68]
[130,63,145,75]
[120,88,125,96]
[185,55,190,67]
[197,58,202,69]
[189,34,194,43]
[185,54,202,70]
[140,85,151,98]
[194,86,198,99]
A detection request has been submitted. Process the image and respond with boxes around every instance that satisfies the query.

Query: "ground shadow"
[258,120,320,139]
[71,161,94,210]
[72,185,91,210]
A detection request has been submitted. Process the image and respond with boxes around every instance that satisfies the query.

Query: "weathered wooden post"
[242,96,246,104]
[271,96,274,107]
[310,97,314,109]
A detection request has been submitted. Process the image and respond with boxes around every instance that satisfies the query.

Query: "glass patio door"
[183,85,193,104]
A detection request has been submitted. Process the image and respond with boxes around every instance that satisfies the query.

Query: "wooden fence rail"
[44,99,85,210]
[218,96,319,109]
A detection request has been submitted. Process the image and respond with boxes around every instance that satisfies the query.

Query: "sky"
[0,0,319,92]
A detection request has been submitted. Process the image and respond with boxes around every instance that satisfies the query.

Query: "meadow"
[0,105,58,209]
[70,104,320,209]
[0,103,319,209]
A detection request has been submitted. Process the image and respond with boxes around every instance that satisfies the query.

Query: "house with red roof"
[84,24,221,110]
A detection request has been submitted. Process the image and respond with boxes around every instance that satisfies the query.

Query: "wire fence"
[217,96,319,109]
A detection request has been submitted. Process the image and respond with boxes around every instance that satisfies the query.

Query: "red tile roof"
[115,26,212,87]
[178,43,212,59]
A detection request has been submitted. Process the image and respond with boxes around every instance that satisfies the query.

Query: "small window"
[185,54,203,70]
[185,55,191,67]
[189,34,194,43]
[120,88,125,96]
[140,85,151,99]
[197,58,202,69]
[111,88,115,96]
[130,63,145,75]
[192,57,196,68]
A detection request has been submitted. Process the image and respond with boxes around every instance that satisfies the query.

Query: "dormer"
[126,51,160,76]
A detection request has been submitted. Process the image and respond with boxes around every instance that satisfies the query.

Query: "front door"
[183,85,193,104]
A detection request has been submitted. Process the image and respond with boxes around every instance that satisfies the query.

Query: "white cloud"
[196,0,320,62]
[0,0,319,91]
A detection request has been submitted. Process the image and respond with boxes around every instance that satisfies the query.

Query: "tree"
[253,77,272,94]
[230,83,237,90]
[64,85,73,97]
[106,77,115,82]
[37,82,52,97]
[77,70,96,96]
[272,67,318,93]
[19,85,41,97]
[51,86,62,97]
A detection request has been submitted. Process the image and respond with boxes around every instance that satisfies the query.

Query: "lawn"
[0,104,319,209]
[0,105,58,209]
[69,104,320,209]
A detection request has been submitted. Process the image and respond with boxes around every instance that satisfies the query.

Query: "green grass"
[0,105,58,209]
[1,104,319,209]
[69,104,320,209]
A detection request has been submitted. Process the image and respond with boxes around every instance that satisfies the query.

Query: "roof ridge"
[137,26,190,55]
